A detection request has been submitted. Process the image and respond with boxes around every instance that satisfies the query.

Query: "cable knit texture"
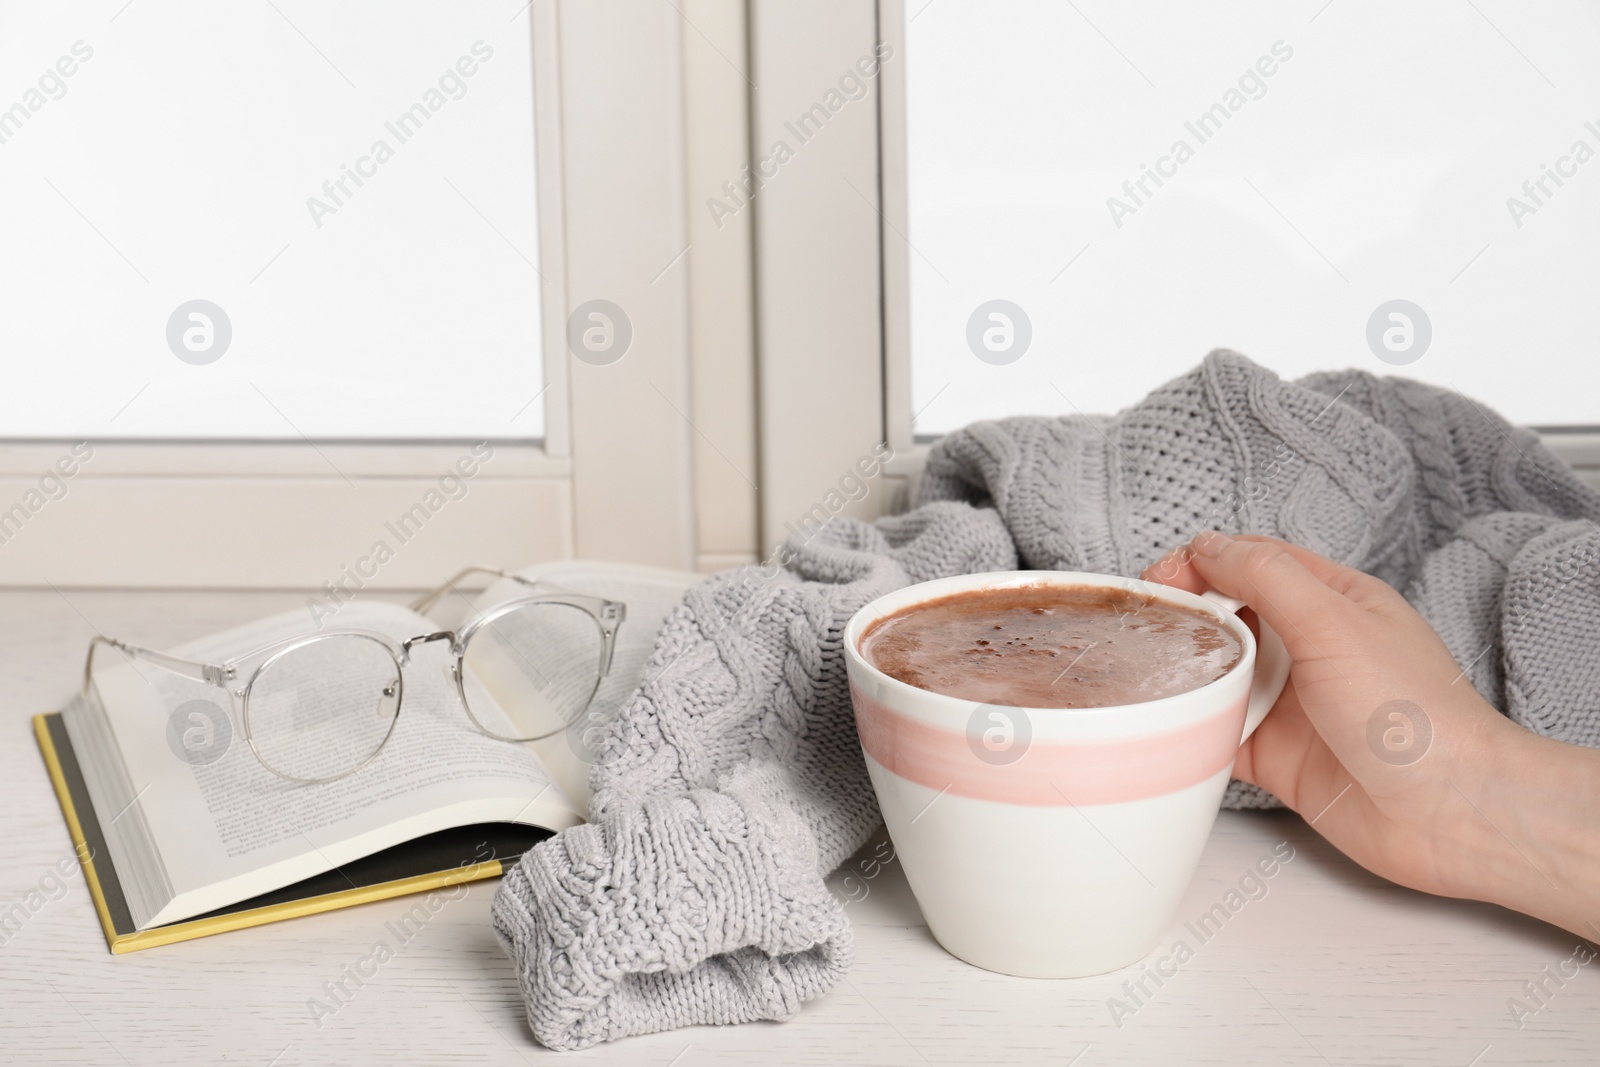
[493,351,1600,1048]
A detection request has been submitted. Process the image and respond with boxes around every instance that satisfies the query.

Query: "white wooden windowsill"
[2,588,1595,1064]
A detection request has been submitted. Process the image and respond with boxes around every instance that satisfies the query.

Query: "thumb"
[1186,531,1360,666]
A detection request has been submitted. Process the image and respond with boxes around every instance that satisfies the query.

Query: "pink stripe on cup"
[851,683,1248,806]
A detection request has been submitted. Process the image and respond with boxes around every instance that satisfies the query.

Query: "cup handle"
[1200,590,1291,744]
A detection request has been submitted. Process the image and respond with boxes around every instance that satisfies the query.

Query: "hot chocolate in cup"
[844,570,1290,979]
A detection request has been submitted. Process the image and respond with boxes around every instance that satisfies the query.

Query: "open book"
[42,561,697,948]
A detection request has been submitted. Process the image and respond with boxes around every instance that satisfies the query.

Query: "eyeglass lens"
[246,634,401,782]
[459,601,606,741]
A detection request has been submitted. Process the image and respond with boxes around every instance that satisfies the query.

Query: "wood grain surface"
[1,589,1594,1065]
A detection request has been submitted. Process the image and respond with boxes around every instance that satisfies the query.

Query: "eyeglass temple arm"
[408,566,531,616]
[595,601,625,677]
[82,636,233,697]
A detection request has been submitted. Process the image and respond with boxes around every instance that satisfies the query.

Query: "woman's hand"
[1145,531,1600,937]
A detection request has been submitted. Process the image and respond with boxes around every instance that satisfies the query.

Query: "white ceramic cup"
[843,570,1291,979]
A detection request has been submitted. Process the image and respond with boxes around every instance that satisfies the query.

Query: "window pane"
[0,1,543,439]
[903,0,1600,436]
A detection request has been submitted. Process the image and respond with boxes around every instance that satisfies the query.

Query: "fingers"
[1185,531,1362,664]
[1141,544,1212,596]
[1227,534,1385,603]
[1145,532,1376,603]
[1232,679,1315,806]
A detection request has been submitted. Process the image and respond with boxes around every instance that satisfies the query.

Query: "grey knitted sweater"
[491,351,1600,1048]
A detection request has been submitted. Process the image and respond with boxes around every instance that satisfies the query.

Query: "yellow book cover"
[33,711,548,954]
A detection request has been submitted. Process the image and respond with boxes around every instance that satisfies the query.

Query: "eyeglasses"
[80,566,626,784]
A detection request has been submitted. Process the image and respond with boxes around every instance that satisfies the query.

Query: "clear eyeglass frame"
[78,566,626,785]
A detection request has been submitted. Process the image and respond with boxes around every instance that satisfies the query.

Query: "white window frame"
[747,0,905,545]
[0,0,717,588]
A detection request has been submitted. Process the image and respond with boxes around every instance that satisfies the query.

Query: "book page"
[81,600,580,929]
[465,561,700,808]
